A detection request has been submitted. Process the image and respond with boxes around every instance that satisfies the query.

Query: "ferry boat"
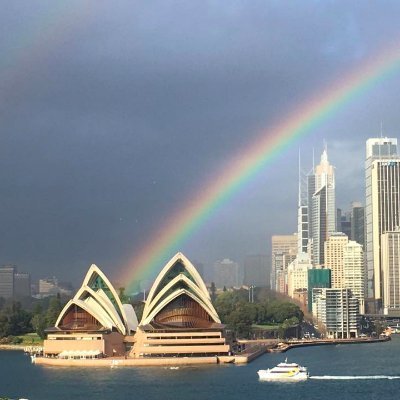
[257,359,308,382]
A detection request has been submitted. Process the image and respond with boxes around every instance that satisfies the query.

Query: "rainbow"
[120,43,400,291]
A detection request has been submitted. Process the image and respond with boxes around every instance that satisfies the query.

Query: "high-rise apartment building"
[312,288,359,339]
[343,240,366,314]
[271,234,297,292]
[311,150,336,266]
[365,138,399,303]
[324,233,348,288]
[381,230,400,315]
[324,233,366,313]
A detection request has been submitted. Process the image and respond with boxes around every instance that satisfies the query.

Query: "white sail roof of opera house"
[140,252,221,326]
[55,264,138,335]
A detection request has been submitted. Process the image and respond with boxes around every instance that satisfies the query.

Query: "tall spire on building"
[310,146,336,266]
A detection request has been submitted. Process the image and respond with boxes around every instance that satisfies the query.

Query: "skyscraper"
[311,149,336,266]
[324,233,348,288]
[381,230,400,315]
[343,240,366,314]
[297,153,310,255]
[365,137,398,303]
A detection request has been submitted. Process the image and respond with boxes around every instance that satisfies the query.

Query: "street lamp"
[248,285,255,303]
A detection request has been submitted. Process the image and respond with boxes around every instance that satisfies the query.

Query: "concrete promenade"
[267,335,391,353]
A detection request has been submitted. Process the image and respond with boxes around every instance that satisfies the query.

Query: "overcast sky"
[1,1,400,284]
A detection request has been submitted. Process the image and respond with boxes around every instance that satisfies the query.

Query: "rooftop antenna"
[380,121,384,138]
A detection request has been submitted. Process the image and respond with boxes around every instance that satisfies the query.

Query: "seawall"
[269,336,391,353]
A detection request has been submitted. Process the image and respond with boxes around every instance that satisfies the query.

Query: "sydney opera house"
[42,253,231,362]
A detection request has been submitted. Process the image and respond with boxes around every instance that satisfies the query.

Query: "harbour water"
[2,336,400,400]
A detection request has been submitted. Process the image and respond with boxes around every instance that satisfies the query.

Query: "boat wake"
[310,375,400,380]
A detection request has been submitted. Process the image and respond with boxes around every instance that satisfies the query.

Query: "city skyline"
[1,3,400,284]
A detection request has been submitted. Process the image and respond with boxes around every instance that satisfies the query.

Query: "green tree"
[225,301,257,338]
[45,297,63,327]
[210,282,217,303]
[31,313,47,339]
[0,301,32,337]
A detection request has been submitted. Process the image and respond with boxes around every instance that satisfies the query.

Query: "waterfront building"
[44,253,231,360]
[213,258,240,289]
[369,157,400,309]
[343,240,366,314]
[43,264,138,358]
[381,230,400,315]
[312,288,359,339]
[307,267,331,312]
[310,149,336,266]
[287,253,312,299]
[324,233,348,288]
[350,202,365,247]
[271,234,297,292]
[0,265,15,298]
[243,254,270,287]
[132,252,230,358]
[324,234,366,313]
[365,137,399,303]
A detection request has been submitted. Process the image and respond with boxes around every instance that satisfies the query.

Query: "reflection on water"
[1,336,400,400]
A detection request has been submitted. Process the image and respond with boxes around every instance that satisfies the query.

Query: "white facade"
[324,233,348,288]
[365,138,398,301]
[343,240,366,314]
[56,264,138,335]
[287,254,312,298]
[312,288,359,339]
[311,150,336,266]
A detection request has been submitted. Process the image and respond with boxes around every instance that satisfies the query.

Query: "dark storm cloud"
[1,1,400,283]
